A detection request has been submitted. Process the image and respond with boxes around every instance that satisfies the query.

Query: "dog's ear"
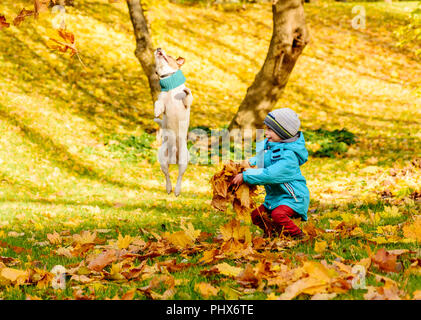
[176,57,185,66]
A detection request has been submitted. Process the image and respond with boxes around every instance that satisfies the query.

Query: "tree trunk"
[229,0,309,131]
[126,0,160,103]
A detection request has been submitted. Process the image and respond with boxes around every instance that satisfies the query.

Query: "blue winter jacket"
[242,132,310,221]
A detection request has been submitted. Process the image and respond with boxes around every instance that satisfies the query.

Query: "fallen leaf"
[314,240,328,254]
[0,15,10,29]
[195,282,219,298]
[87,250,117,272]
[371,248,402,273]
[47,231,62,245]
[117,234,133,249]
[13,8,34,26]
[214,262,243,277]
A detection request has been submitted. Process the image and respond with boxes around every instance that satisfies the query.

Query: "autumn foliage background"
[0,0,420,300]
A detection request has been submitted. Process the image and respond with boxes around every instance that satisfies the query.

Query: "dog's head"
[154,48,185,78]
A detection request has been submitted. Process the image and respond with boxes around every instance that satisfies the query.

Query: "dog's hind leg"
[158,145,172,194]
[174,138,189,197]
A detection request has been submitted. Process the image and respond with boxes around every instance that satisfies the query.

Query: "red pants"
[251,204,302,237]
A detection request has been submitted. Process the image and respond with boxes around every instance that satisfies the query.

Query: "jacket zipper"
[284,183,298,202]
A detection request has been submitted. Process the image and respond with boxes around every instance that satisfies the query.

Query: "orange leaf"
[13,8,35,26]
[194,282,219,298]
[87,250,117,272]
[371,248,402,273]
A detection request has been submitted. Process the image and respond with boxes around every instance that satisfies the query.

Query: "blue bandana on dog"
[159,70,186,92]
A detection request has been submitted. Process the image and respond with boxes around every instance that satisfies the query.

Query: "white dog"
[153,48,193,196]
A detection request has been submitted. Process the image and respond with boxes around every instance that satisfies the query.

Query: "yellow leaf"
[303,261,338,283]
[279,277,326,300]
[314,240,328,254]
[195,282,219,298]
[235,184,251,208]
[403,217,421,242]
[109,262,125,281]
[0,267,28,285]
[219,219,251,244]
[117,234,133,249]
[214,262,243,277]
[73,231,97,245]
[55,247,73,258]
[47,231,62,245]
[164,231,194,248]
[180,222,201,242]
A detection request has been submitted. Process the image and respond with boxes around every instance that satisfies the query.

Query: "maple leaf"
[120,288,136,300]
[214,262,243,277]
[47,231,62,245]
[29,268,54,289]
[210,161,258,219]
[236,264,260,288]
[236,183,252,208]
[72,230,97,245]
[164,230,195,248]
[0,15,10,29]
[364,279,403,300]
[195,282,219,298]
[163,222,200,248]
[55,246,73,258]
[371,248,402,273]
[87,249,117,272]
[314,240,328,254]
[13,8,35,26]
[402,217,421,242]
[180,222,201,242]
[198,248,220,265]
[139,275,176,300]
[219,219,252,244]
[47,28,78,58]
[0,267,29,286]
[117,234,133,249]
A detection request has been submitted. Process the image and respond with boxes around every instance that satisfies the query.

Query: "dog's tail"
[154,117,163,127]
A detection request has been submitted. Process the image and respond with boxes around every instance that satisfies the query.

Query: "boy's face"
[265,125,282,142]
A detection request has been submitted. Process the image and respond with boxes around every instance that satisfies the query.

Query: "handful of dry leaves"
[210,160,259,221]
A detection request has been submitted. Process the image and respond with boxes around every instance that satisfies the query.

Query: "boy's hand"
[232,173,243,185]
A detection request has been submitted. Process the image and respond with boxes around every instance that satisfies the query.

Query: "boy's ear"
[176,57,185,66]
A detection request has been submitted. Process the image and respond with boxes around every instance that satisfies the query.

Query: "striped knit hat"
[264,108,301,140]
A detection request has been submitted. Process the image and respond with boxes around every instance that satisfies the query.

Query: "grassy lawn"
[0,0,420,300]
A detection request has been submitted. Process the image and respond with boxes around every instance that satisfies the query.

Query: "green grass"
[0,0,420,300]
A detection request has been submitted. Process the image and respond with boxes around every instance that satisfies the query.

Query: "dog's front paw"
[182,89,193,108]
[154,100,165,118]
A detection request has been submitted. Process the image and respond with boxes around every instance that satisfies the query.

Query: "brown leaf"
[121,288,136,300]
[210,160,257,217]
[236,264,260,288]
[13,8,35,26]
[371,248,402,273]
[87,250,117,272]
[364,279,403,300]
[0,15,10,29]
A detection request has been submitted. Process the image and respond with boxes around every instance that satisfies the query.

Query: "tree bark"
[126,0,160,103]
[229,0,309,131]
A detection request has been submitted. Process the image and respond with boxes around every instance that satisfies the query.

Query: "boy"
[232,108,310,239]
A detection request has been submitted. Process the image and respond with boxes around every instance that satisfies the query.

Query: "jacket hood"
[265,132,308,165]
